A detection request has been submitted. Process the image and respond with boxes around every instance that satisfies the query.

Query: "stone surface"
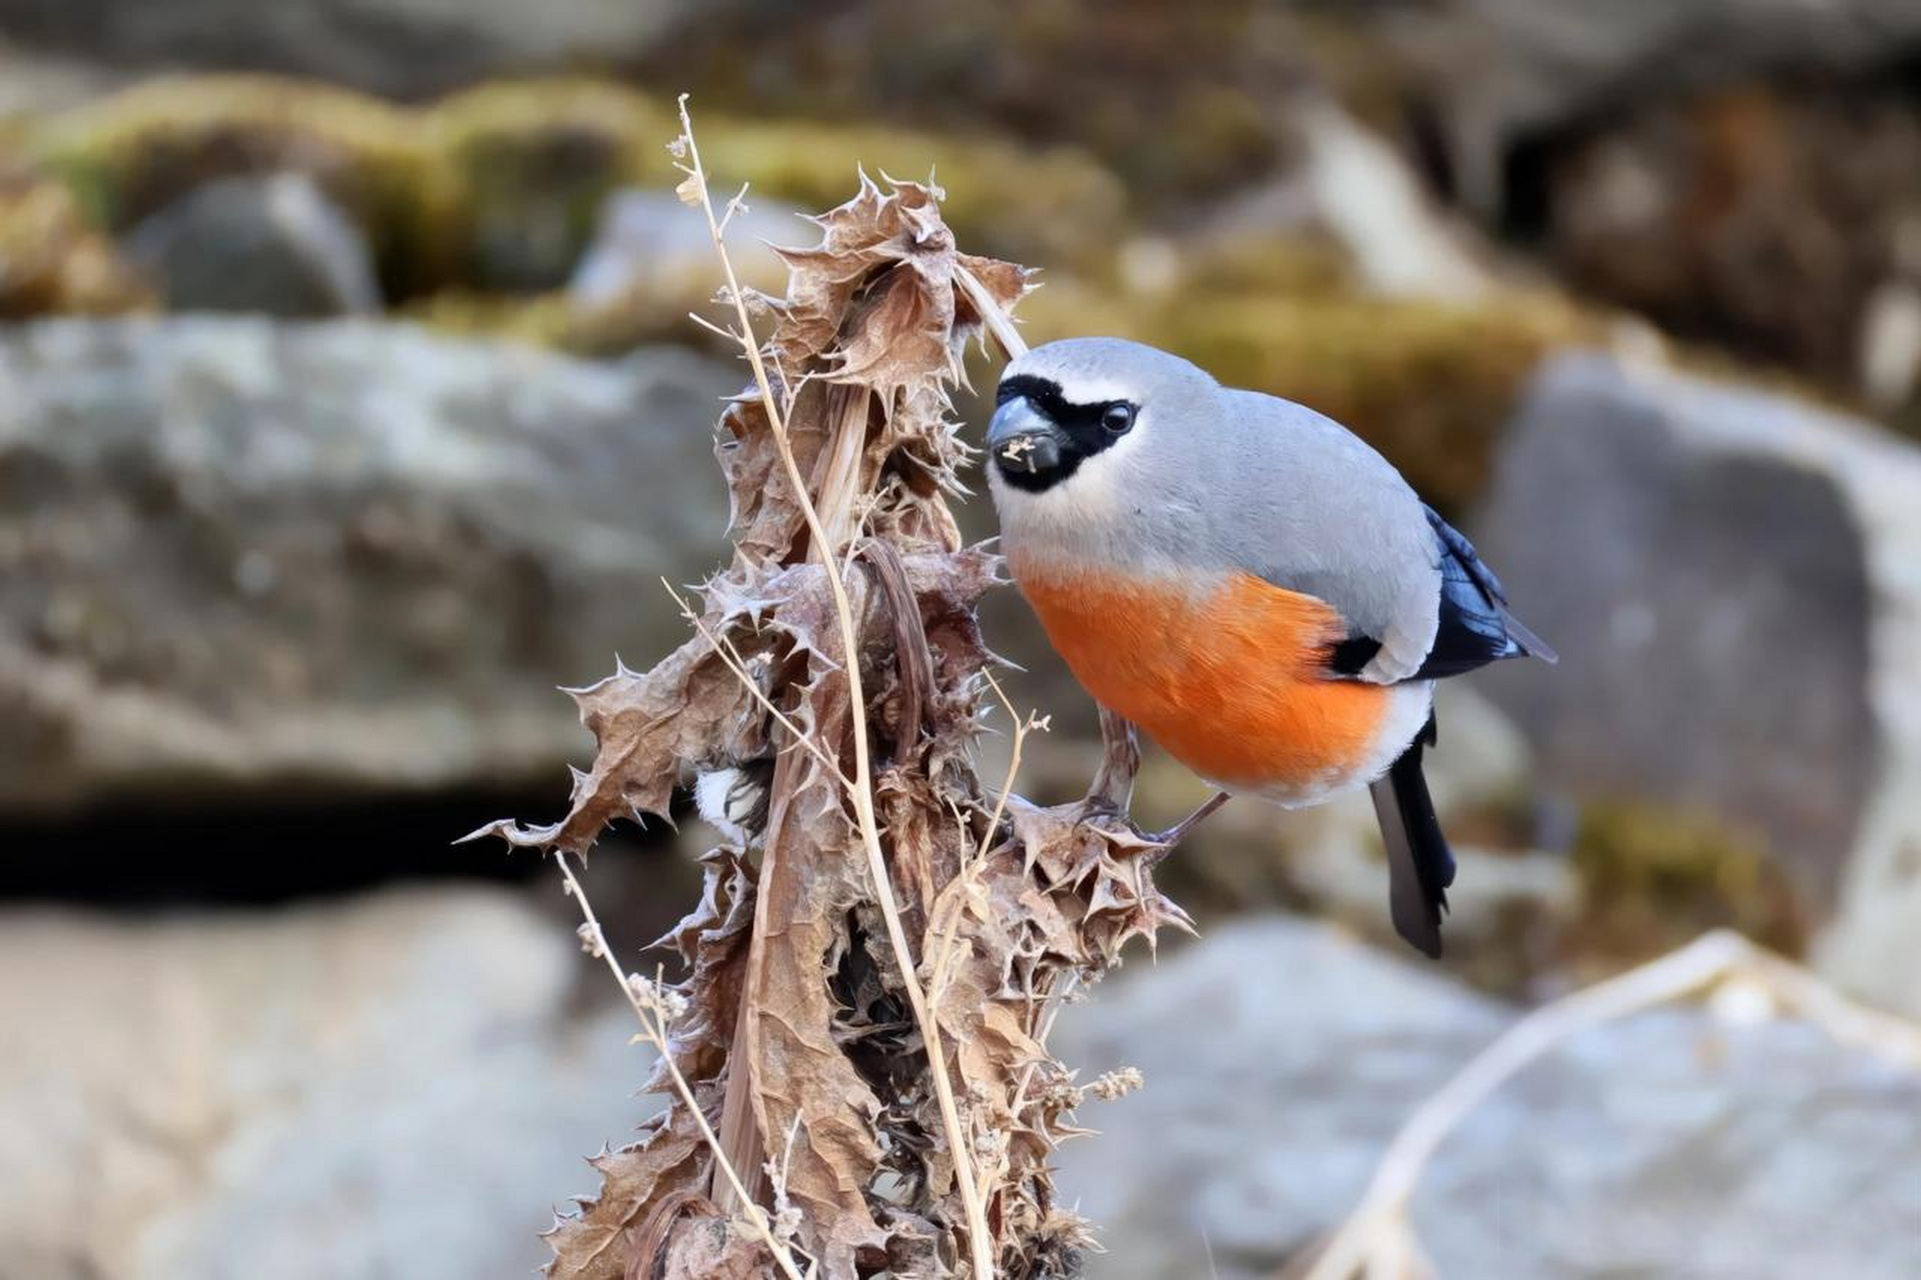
[1380,3,1921,416]
[569,187,801,312]
[1531,85,1921,410]
[0,317,738,813]
[0,0,721,97]
[1203,97,1495,304]
[126,172,384,317]
[1477,351,1921,1016]
[1054,915,1921,1280]
[1386,0,1921,213]
[0,886,656,1280]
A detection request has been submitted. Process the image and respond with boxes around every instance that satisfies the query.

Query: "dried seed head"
[627,973,691,1023]
[1087,1068,1144,1102]
[1041,1079,1084,1112]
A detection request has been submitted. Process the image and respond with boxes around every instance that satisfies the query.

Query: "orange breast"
[1011,555,1389,791]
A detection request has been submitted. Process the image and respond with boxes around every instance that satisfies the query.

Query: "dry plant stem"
[972,672,1036,866]
[813,385,872,550]
[1089,707,1141,811]
[675,96,997,1279]
[1299,928,1921,1280]
[927,671,1035,1015]
[553,851,810,1280]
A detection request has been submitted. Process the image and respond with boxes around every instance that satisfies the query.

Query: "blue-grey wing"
[1412,507,1555,680]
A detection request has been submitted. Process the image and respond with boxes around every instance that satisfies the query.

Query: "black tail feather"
[1368,715,1454,959]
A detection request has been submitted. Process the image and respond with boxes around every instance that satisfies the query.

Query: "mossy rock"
[23,75,454,299]
[421,81,1129,284]
[15,74,1130,306]
[1167,230,1357,299]
[1568,800,1808,971]
[401,288,707,359]
[0,174,153,318]
[398,290,577,348]
[423,80,676,292]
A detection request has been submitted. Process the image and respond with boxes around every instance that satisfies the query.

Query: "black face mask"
[988,375,1136,494]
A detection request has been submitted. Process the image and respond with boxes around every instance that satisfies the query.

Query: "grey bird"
[984,337,1554,957]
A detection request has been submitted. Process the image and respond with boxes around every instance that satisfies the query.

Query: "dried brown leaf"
[544,1113,707,1280]
[656,1216,774,1280]
[470,639,765,857]
[648,847,758,1089]
[740,711,891,1274]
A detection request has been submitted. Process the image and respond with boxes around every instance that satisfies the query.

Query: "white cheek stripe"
[1003,365,1140,407]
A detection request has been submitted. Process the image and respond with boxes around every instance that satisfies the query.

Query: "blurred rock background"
[2,2,1919,1277]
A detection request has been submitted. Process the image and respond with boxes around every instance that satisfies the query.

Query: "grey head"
[985,337,1218,496]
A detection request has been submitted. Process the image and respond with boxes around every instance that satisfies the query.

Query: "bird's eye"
[1101,403,1135,433]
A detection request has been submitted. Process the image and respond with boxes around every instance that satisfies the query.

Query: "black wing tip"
[1501,611,1559,665]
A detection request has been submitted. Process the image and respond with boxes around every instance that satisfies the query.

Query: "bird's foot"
[1144,790,1231,850]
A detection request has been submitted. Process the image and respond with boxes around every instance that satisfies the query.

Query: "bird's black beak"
[988,396,1064,475]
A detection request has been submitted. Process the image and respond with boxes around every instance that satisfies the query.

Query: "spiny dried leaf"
[774,178,1033,404]
[954,253,1032,329]
[741,708,891,1273]
[655,1216,774,1280]
[471,638,765,857]
[543,1114,706,1280]
[648,847,758,1089]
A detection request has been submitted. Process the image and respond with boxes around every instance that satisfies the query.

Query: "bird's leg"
[1148,790,1232,848]
[1085,705,1141,814]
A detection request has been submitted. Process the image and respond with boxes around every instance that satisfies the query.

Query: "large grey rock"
[126,173,383,318]
[1477,352,1921,1017]
[0,886,656,1280]
[570,188,803,313]
[1201,97,1496,304]
[0,318,737,813]
[1055,916,1921,1280]
[1384,0,1921,212]
[0,0,723,97]
[0,34,128,114]
[1527,84,1921,413]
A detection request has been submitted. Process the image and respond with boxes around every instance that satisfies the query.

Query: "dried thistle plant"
[475,99,1187,1280]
